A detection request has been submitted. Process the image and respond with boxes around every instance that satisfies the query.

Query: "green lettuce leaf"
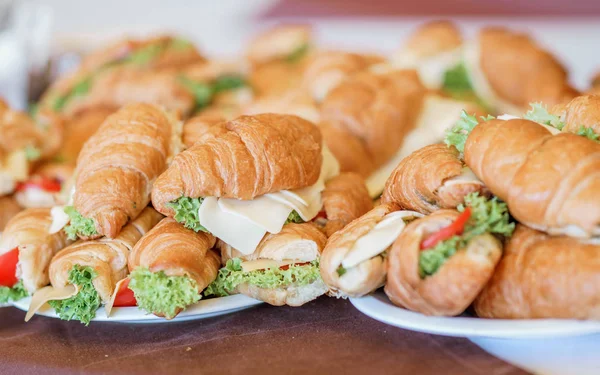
[212,75,247,94]
[576,126,599,142]
[24,145,41,161]
[286,43,309,63]
[52,76,92,112]
[204,258,321,297]
[444,111,495,153]
[443,63,473,96]
[166,196,208,233]
[48,265,101,326]
[0,280,28,304]
[523,103,565,130]
[129,267,200,319]
[169,38,193,50]
[285,210,304,224]
[124,44,163,65]
[63,206,97,240]
[336,266,347,277]
[178,76,213,110]
[418,193,514,278]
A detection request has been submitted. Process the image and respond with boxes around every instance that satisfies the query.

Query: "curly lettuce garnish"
[48,265,101,326]
[576,126,599,142]
[63,206,97,240]
[52,76,92,112]
[204,258,321,297]
[286,43,309,63]
[212,75,247,94]
[178,76,213,110]
[285,210,305,224]
[169,38,193,50]
[166,196,208,233]
[523,102,565,130]
[0,280,28,304]
[445,111,495,153]
[24,145,41,161]
[419,193,514,278]
[129,267,200,320]
[443,63,473,96]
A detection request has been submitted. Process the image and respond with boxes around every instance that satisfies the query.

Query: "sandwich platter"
[11,295,263,324]
[351,291,600,375]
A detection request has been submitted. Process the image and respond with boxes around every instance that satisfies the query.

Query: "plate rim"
[349,291,600,339]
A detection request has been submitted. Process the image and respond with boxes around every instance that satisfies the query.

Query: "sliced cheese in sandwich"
[498,113,561,134]
[104,277,129,317]
[443,167,484,187]
[218,195,292,234]
[240,259,298,273]
[49,206,70,234]
[366,95,467,197]
[25,284,79,322]
[342,210,423,269]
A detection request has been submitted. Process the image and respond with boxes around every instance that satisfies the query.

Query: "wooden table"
[0,297,528,375]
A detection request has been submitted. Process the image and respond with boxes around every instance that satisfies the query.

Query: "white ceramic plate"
[350,291,600,375]
[12,294,263,323]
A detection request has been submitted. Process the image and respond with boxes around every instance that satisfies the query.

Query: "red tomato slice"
[0,248,19,287]
[16,177,62,193]
[315,210,327,220]
[279,262,311,271]
[113,278,137,307]
[420,207,472,250]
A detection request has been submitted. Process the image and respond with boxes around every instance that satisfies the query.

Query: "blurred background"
[2,0,599,109]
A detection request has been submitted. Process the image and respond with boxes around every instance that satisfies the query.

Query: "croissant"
[0,208,71,294]
[14,162,76,208]
[320,203,403,298]
[244,89,320,124]
[384,210,502,316]
[381,144,489,214]
[465,27,578,114]
[152,113,322,214]
[320,70,427,178]
[128,217,221,319]
[0,196,21,231]
[302,51,382,102]
[551,94,600,135]
[464,118,600,237]
[246,25,312,66]
[250,60,306,98]
[320,173,373,237]
[218,223,328,306]
[394,21,462,64]
[475,225,600,320]
[70,103,179,239]
[182,113,227,149]
[49,207,163,303]
[589,72,600,95]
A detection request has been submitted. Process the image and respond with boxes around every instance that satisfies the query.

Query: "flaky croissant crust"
[152,113,323,215]
[401,20,462,60]
[551,94,600,135]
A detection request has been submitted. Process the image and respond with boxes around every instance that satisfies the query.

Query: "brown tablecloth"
[0,298,528,375]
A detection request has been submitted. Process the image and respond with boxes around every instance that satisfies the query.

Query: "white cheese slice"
[199,197,267,255]
[0,171,15,196]
[25,284,79,322]
[463,39,523,116]
[497,114,520,121]
[104,277,129,317]
[49,206,70,234]
[443,167,485,187]
[539,124,561,135]
[366,95,466,197]
[341,210,422,269]
[392,48,463,90]
[15,187,56,208]
[498,114,561,134]
[218,195,292,234]
[241,259,298,273]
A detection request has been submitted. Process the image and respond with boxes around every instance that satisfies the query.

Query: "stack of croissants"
[0,21,598,325]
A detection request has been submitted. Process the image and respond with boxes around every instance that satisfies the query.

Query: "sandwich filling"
[178,74,248,111]
[418,193,514,278]
[48,265,101,326]
[0,247,28,303]
[204,258,320,297]
[0,148,37,196]
[168,145,340,254]
[63,206,97,240]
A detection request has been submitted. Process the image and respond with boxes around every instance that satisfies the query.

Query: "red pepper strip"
[113,278,137,307]
[0,248,19,287]
[314,210,327,220]
[15,177,62,193]
[420,207,472,250]
[279,262,311,271]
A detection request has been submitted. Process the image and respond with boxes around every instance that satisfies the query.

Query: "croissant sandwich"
[52,103,181,240]
[550,94,600,136]
[381,144,489,214]
[246,24,312,67]
[0,196,21,232]
[474,225,599,320]
[152,113,342,256]
[207,223,328,306]
[446,112,600,238]
[126,218,221,319]
[0,208,72,303]
[26,207,163,325]
[320,204,423,298]
[15,162,75,208]
[384,193,513,316]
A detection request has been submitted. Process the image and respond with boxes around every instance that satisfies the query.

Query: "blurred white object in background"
[0,0,52,109]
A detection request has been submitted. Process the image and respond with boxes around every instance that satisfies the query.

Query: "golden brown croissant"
[70,103,178,239]
[49,207,163,303]
[128,217,221,318]
[551,94,600,135]
[181,113,227,149]
[320,70,427,177]
[246,25,312,66]
[396,21,462,62]
[244,89,320,124]
[320,173,373,237]
[152,113,323,214]
[249,60,306,98]
[320,203,400,298]
[464,118,600,237]
[470,27,578,112]
[219,223,328,306]
[0,195,21,231]
[384,210,502,316]
[302,51,382,102]
[475,225,600,320]
[381,144,489,214]
[0,208,71,293]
